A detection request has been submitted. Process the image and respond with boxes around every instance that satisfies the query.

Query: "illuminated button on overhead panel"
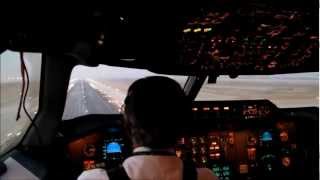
[183,28,192,33]
[192,107,199,112]
[192,148,198,155]
[209,152,221,160]
[204,28,212,32]
[213,107,220,111]
[191,137,197,145]
[200,146,207,154]
[203,107,210,111]
[193,28,202,33]
[177,137,186,145]
[199,137,206,144]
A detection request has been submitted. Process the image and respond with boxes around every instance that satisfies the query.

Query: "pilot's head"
[122,76,191,149]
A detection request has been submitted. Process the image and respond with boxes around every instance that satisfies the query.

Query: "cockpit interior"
[0,0,318,179]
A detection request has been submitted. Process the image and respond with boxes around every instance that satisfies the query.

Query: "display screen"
[102,137,125,161]
[261,131,273,142]
[106,142,122,153]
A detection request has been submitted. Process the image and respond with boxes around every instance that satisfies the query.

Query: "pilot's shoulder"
[197,167,219,180]
[77,168,109,180]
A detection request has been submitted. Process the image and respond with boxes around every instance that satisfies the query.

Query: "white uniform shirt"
[78,147,218,180]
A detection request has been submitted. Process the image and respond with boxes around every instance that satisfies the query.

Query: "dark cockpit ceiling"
[0,0,318,76]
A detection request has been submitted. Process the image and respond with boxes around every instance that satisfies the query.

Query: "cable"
[19,52,43,145]
[16,59,25,121]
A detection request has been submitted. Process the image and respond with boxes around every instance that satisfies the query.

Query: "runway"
[62,79,123,120]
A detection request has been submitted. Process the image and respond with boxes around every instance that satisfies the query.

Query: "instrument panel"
[65,100,315,179]
[66,128,129,170]
[176,121,297,179]
[176,100,303,179]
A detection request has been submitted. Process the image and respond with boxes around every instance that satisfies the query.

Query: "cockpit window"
[0,50,42,154]
[62,65,188,120]
[196,73,319,108]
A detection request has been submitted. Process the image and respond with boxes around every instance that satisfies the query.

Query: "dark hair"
[123,76,191,149]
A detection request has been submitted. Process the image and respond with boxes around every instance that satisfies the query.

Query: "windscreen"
[62,65,188,120]
[196,72,319,108]
[0,50,42,155]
